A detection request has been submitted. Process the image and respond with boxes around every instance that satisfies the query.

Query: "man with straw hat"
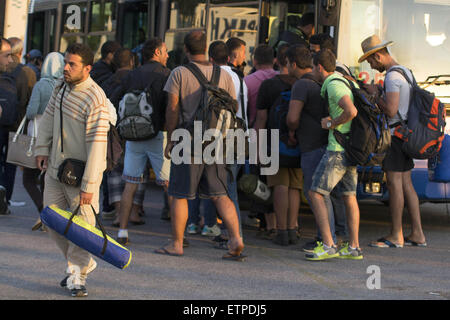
[359,35,427,249]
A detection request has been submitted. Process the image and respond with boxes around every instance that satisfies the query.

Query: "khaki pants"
[43,173,99,287]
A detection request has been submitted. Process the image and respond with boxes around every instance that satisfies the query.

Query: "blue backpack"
[268,90,301,168]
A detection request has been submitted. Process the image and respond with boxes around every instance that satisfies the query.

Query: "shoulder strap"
[184,62,217,88]
[385,67,417,124]
[327,77,353,91]
[59,85,67,153]
[386,67,417,87]
[238,75,246,123]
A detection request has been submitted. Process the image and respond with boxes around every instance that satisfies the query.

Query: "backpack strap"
[385,67,415,123]
[184,62,221,88]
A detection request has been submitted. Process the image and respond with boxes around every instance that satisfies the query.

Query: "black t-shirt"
[290,72,329,153]
[256,74,296,115]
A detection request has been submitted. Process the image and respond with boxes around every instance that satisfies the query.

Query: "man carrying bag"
[35,44,110,297]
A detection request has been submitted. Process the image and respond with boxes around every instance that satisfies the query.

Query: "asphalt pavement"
[1,170,450,300]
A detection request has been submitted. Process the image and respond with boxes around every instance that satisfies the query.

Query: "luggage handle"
[63,204,109,256]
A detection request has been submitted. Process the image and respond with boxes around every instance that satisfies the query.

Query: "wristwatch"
[326,120,333,129]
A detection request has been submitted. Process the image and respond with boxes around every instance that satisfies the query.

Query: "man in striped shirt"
[35,43,110,297]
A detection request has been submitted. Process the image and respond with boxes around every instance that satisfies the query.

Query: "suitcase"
[40,205,132,269]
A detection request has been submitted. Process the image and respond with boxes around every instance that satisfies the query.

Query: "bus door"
[208,1,260,74]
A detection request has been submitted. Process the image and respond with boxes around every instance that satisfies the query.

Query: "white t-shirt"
[384,65,413,126]
[221,65,249,130]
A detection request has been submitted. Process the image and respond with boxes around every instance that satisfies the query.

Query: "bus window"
[208,2,259,74]
[62,3,87,34]
[169,0,206,29]
[121,1,148,51]
[263,0,315,48]
[27,11,45,54]
[60,35,84,54]
[337,0,450,94]
[86,34,116,60]
[89,0,116,33]
[165,29,193,70]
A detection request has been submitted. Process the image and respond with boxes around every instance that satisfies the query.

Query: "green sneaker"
[305,242,339,261]
[337,243,364,260]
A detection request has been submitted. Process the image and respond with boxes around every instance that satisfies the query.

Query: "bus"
[24,0,450,202]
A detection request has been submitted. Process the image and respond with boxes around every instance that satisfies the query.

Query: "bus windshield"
[337,0,450,101]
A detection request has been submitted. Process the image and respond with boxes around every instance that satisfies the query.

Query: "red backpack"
[387,67,446,159]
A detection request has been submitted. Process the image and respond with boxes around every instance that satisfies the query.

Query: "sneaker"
[201,224,221,237]
[187,223,200,234]
[102,208,116,220]
[71,285,88,297]
[305,242,339,261]
[337,243,364,260]
[302,239,322,253]
[60,260,97,288]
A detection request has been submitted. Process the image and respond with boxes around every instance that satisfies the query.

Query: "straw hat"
[358,35,393,63]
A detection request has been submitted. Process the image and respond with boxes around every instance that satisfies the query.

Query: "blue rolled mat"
[40,205,132,269]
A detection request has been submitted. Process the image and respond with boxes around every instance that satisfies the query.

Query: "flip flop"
[222,252,247,262]
[404,237,427,247]
[369,237,403,248]
[154,247,183,257]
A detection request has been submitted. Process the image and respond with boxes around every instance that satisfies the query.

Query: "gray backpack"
[117,88,157,141]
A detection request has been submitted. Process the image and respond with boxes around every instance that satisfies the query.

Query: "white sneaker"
[201,224,221,237]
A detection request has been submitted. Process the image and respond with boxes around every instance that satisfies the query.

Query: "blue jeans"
[188,197,217,227]
[302,147,346,242]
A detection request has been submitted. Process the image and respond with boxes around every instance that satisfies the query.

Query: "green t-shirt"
[321,73,356,152]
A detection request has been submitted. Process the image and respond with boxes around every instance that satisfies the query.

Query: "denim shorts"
[310,150,357,196]
[122,131,170,185]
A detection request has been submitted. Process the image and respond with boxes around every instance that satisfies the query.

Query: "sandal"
[404,237,427,247]
[222,252,247,262]
[369,237,403,248]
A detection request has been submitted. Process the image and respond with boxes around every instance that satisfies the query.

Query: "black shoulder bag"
[57,85,86,187]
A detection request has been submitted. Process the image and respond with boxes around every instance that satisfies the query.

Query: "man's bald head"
[184,31,206,55]
[7,37,23,60]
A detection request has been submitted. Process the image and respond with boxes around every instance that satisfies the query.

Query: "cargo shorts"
[310,150,357,196]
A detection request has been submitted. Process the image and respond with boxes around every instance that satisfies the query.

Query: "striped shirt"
[35,76,110,193]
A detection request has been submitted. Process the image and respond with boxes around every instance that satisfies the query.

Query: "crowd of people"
[0,12,427,297]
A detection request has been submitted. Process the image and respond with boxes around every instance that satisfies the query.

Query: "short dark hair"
[300,12,315,27]
[310,33,336,55]
[142,37,164,62]
[113,48,134,69]
[66,43,94,66]
[101,41,121,60]
[313,49,336,73]
[208,40,229,65]
[286,45,313,69]
[226,37,246,53]
[253,44,274,66]
[276,43,290,67]
[184,31,206,55]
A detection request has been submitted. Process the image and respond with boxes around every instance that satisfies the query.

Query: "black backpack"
[325,78,391,166]
[0,76,19,127]
[183,63,240,154]
[387,67,446,159]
